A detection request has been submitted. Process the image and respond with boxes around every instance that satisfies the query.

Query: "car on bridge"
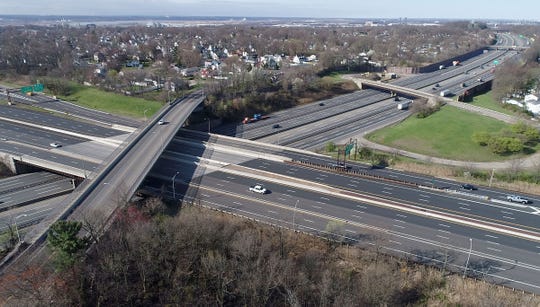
[249,184,268,194]
[506,195,531,204]
[49,142,62,148]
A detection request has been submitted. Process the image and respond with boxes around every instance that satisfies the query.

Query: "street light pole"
[172,171,180,199]
[143,108,149,121]
[463,238,473,278]
[292,199,299,230]
[14,214,28,244]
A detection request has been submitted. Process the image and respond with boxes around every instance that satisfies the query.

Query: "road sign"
[33,83,44,92]
[20,86,33,93]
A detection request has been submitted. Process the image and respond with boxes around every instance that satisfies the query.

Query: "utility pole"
[14,214,28,244]
[463,238,473,278]
[292,199,299,231]
[489,168,495,187]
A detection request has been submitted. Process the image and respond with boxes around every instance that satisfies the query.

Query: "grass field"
[58,84,163,119]
[469,92,516,115]
[366,105,520,162]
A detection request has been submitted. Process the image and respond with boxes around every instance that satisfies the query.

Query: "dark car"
[461,184,477,190]
[272,124,281,129]
[319,102,325,106]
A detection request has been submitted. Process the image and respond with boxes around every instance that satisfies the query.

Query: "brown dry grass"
[391,160,540,195]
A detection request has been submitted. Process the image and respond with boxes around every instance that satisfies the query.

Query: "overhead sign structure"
[20,83,44,93]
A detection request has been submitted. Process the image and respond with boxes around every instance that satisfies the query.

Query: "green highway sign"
[33,83,44,92]
[21,86,33,93]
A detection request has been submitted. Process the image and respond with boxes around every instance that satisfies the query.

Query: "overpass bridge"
[0,91,206,270]
[354,78,437,102]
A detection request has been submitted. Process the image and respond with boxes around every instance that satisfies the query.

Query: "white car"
[158,119,166,125]
[249,184,267,194]
[49,142,62,148]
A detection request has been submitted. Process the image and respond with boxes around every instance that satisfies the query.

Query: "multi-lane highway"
[141,130,540,293]
[210,47,516,151]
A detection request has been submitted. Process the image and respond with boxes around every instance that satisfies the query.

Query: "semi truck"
[242,113,268,124]
[440,89,451,97]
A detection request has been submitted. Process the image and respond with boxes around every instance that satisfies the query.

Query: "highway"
[209,47,515,151]
[141,131,540,293]
[0,87,141,129]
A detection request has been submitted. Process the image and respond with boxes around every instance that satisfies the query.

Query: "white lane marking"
[347,183,358,187]
[503,216,515,220]
[216,183,224,187]
[438,223,451,228]
[487,247,502,252]
[233,201,243,206]
[201,194,211,197]
[436,235,450,240]
[393,219,406,223]
[319,174,328,177]
[268,210,278,215]
[383,187,394,190]
[286,189,296,193]
[485,234,499,239]
[278,197,287,202]
[438,229,451,234]
[458,202,470,206]
[357,205,367,209]
[315,177,325,181]
[388,174,398,178]
[501,211,513,215]
[221,180,230,183]
[389,240,402,245]
[381,191,393,195]
[312,205,322,209]
[304,219,314,223]
[226,176,235,180]
[351,214,361,219]
[487,241,500,246]
[459,206,471,211]
[345,229,356,234]
[354,210,365,214]
[419,199,430,202]
[393,224,405,229]
[396,214,407,218]
[283,194,292,197]
[350,180,360,184]
[419,194,431,198]
[316,201,326,205]
[321,197,330,201]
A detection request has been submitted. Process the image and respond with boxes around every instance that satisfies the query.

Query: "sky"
[0,0,538,20]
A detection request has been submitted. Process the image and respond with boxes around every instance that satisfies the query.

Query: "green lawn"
[58,84,163,119]
[366,105,520,162]
[470,92,516,116]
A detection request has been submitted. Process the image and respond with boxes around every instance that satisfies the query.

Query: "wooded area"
[2,201,537,306]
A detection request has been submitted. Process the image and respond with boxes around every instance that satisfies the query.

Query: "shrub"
[471,131,491,146]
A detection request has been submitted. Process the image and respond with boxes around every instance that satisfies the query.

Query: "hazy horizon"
[0,0,539,21]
